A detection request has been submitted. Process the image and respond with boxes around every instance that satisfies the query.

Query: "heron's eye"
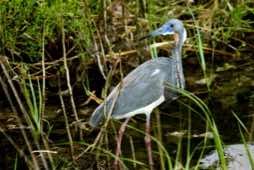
[170,24,174,28]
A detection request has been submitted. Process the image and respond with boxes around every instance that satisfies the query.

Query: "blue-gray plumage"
[89,19,186,127]
[89,19,186,169]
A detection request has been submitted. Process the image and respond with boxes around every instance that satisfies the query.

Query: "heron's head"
[142,19,187,46]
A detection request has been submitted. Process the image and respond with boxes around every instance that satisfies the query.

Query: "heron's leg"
[145,113,154,170]
[114,117,131,169]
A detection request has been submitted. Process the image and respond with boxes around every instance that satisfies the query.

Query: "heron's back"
[89,57,184,127]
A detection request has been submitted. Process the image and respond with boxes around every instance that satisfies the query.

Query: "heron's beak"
[139,24,175,41]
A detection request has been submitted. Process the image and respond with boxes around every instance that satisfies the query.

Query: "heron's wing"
[111,66,167,118]
[89,58,173,127]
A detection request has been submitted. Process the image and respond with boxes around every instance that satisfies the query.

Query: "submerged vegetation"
[0,0,254,169]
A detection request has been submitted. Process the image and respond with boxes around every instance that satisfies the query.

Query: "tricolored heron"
[89,19,186,169]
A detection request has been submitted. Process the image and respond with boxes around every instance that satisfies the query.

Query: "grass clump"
[0,0,92,62]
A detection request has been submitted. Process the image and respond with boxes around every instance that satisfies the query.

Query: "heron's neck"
[172,28,186,88]
[171,29,186,61]
[171,32,185,89]
[171,28,186,61]
[171,44,182,61]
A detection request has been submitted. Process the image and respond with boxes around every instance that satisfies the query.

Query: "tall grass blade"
[165,83,227,169]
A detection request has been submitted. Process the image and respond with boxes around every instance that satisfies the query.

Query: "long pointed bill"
[139,23,175,41]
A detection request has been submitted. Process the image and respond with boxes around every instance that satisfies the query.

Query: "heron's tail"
[89,109,102,128]
[89,97,115,127]
[89,104,107,127]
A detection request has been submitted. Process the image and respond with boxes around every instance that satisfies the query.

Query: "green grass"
[0,0,93,62]
[21,67,42,137]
